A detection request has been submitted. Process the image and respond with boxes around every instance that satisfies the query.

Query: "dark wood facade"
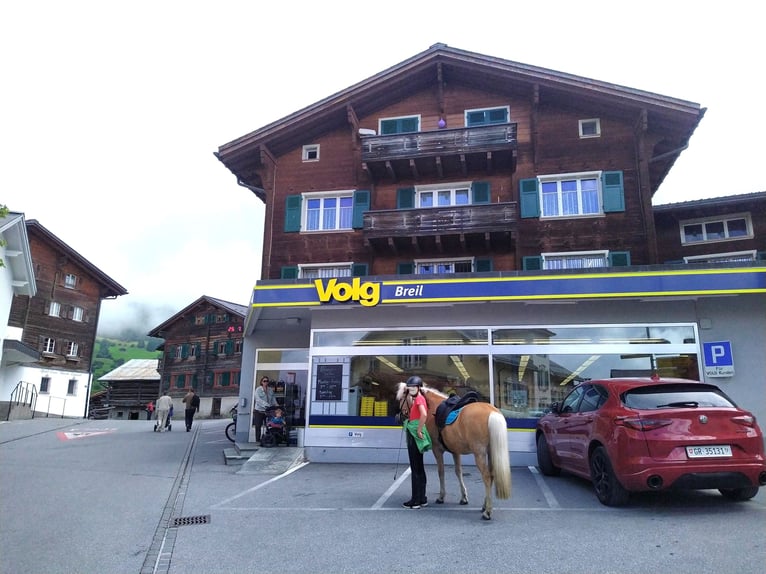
[654,192,766,264]
[216,44,705,280]
[148,296,247,416]
[8,220,127,374]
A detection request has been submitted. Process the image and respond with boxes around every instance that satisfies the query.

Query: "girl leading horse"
[397,381,511,520]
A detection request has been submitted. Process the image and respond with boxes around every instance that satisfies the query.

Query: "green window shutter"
[396,187,415,209]
[192,374,198,387]
[609,251,631,267]
[471,181,491,204]
[397,262,414,275]
[352,263,368,277]
[602,171,625,213]
[281,266,299,279]
[380,119,397,135]
[523,256,542,271]
[195,343,201,357]
[222,372,230,387]
[756,251,766,261]
[225,340,233,354]
[352,190,371,229]
[475,258,493,272]
[285,195,302,232]
[181,344,189,359]
[519,178,540,218]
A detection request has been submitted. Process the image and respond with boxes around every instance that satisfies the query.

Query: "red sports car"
[535,377,766,506]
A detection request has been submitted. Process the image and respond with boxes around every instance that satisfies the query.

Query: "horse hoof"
[436,498,444,504]
[460,499,468,505]
[482,512,492,521]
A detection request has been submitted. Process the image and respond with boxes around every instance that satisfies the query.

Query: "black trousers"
[184,408,196,430]
[406,431,427,504]
[253,410,267,441]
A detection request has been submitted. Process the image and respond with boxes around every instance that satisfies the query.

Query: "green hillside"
[91,336,162,394]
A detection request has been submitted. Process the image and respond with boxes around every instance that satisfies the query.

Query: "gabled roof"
[0,211,36,297]
[147,295,248,337]
[26,220,128,298]
[653,191,766,211]
[99,358,160,382]
[216,43,705,197]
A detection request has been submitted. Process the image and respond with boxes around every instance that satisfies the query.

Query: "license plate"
[686,445,732,458]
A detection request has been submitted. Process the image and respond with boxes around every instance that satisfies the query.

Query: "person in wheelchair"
[261,407,287,447]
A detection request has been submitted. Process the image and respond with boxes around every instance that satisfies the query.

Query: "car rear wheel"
[536,433,560,476]
[719,486,759,501]
[589,446,629,507]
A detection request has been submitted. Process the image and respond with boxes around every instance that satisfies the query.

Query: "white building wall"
[14,364,90,418]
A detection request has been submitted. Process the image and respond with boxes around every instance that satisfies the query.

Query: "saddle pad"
[445,408,462,426]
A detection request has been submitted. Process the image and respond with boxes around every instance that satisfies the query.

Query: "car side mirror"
[548,402,560,414]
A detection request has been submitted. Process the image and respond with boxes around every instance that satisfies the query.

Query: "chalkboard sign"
[315,364,343,401]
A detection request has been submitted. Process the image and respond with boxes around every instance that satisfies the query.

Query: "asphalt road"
[1,417,764,574]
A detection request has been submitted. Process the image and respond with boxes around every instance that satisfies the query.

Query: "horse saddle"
[435,391,480,430]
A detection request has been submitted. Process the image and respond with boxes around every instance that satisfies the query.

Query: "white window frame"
[416,181,472,208]
[414,257,474,275]
[464,105,510,127]
[64,273,77,288]
[66,341,78,357]
[298,262,353,279]
[43,338,56,354]
[539,171,603,218]
[40,376,50,394]
[378,114,421,135]
[72,306,84,322]
[175,346,183,359]
[684,250,757,264]
[679,213,753,245]
[579,118,601,138]
[195,315,206,325]
[302,144,320,162]
[67,379,77,396]
[48,301,61,317]
[542,250,609,270]
[302,190,354,232]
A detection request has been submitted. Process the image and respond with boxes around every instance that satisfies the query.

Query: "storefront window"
[314,329,488,347]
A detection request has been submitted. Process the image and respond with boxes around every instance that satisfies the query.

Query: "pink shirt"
[408,393,427,422]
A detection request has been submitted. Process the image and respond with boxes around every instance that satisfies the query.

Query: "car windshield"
[622,384,736,410]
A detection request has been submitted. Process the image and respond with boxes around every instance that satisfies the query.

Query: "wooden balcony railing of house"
[360,124,518,181]
[362,202,518,254]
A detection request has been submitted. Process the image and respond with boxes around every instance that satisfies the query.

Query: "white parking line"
[528,465,560,509]
[211,461,310,508]
[372,467,411,509]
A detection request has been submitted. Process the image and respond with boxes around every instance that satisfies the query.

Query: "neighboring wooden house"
[148,296,247,418]
[0,211,38,420]
[96,358,160,420]
[654,192,766,264]
[7,220,127,418]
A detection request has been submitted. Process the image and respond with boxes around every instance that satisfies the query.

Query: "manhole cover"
[173,515,210,527]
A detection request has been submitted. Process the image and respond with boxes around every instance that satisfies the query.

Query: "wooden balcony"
[361,124,517,181]
[362,202,518,254]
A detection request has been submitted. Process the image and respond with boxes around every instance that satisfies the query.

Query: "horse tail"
[488,411,512,499]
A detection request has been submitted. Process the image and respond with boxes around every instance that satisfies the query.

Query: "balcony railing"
[362,202,517,253]
[360,124,518,181]
[361,124,517,160]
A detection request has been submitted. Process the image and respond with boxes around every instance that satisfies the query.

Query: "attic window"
[302,144,320,162]
[579,119,601,138]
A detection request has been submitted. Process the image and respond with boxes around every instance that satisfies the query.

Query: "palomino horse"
[396,382,511,520]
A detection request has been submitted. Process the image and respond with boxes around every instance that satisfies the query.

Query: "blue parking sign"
[702,341,734,377]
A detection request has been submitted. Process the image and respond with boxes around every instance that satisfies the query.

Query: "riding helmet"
[405,375,423,387]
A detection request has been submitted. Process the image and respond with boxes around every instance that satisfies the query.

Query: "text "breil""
[314,278,380,307]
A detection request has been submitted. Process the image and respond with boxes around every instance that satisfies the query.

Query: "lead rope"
[393,396,410,480]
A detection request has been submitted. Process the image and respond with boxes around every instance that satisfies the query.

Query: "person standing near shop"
[253,377,277,443]
[402,375,430,509]
[182,388,200,432]
[156,391,173,433]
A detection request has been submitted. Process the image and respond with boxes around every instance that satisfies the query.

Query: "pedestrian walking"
[146,401,155,421]
[156,391,173,433]
[182,388,200,432]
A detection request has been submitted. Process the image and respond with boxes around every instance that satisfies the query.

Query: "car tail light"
[731,414,756,427]
[614,416,672,431]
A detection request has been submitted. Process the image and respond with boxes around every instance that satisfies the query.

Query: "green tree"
[0,204,8,268]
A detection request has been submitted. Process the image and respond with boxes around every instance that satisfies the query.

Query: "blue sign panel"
[703,341,734,377]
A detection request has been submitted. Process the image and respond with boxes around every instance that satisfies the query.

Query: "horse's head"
[395,381,407,401]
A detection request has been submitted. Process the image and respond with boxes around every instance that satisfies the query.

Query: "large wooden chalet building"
[215,44,765,463]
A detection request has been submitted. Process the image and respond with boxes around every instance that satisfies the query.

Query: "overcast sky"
[2,1,762,337]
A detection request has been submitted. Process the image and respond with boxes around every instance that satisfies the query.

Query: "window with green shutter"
[602,171,625,213]
[519,178,540,218]
[397,187,415,209]
[285,195,302,232]
[471,181,491,204]
[465,106,509,127]
[380,116,420,134]
[352,190,370,229]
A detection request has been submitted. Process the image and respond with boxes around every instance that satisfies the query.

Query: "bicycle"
[225,405,237,442]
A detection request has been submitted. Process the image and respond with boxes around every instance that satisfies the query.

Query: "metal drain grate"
[173,515,210,527]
